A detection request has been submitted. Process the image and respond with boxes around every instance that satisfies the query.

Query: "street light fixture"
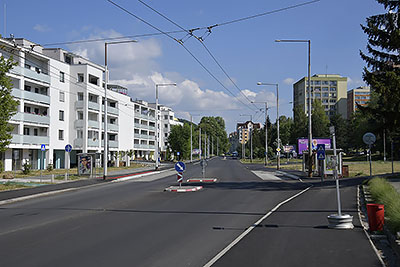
[257,82,280,170]
[276,39,312,177]
[104,39,137,179]
[240,114,253,162]
[155,83,176,170]
[252,101,269,166]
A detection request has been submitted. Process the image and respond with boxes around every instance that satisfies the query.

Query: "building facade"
[293,74,348,119]
[347,86,371,118]
[0,37,179,171]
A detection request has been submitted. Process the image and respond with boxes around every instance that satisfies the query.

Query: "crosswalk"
[251,170,300,181]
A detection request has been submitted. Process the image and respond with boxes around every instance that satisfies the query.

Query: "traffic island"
[164,185,203,192]
[186,178,218,183]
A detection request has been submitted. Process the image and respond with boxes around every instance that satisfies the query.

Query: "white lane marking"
[251,171,286,181]
[276,170,300,180]
[203,185,313,267]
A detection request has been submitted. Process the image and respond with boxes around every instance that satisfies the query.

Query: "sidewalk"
[0,163,174,202]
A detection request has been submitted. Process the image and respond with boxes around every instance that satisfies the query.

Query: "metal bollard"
[51,174,54,183]
[65,173,67,181]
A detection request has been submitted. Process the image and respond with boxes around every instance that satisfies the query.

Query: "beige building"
[293,74,348,119]
[347,86,370,118]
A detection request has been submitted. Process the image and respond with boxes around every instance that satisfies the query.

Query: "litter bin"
[366,204,384,231]
[342,165,349,177]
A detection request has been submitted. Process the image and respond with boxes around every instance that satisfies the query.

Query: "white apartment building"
[132,100,156,160]
[0,37,165,171]
[149,104,183,159]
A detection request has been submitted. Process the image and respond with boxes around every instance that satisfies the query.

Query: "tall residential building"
[236,121,261,144]
[347,86,371,118]
[293,74,348,119]
[0,37,180,171]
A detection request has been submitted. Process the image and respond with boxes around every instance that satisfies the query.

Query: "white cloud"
[33,24,51,32]
[348,77,366,88]
[67,29,266,132]
[283,77,295,85]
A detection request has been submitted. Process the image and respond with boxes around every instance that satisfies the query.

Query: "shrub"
[368,177,400,232]
[0,161,3,173]
[22,162,31,175]
[46,164,53,172]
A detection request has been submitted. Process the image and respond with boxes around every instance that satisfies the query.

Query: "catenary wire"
[107,0,257,112]
[138,0,259,110]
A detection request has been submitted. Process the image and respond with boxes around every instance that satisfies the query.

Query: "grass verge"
[0,182,29,191]
[368,177,400,232]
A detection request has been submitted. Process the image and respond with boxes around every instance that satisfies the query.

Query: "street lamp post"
[276,39,312,177]
[257,82,280,169]
[240,114,253,162]
[252,101,269,166]
[155,83,176,170]
[190,114,200,162]
[104,40,137,179]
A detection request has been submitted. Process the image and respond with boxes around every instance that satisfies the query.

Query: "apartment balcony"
[148,135,155,141]
[10,65,50,84]
[11,134,49,145]
[108,106,119,116]
[133,143,149,149]
[74,120,84,128]
[88,120,99,129]
[88,138,99,147]
[148,125,156,131]
[11,112,50,125]
[103,123,118,132]
[11,88,50,105]
[134,133,149,139]
[101,140,119,148]
[75,101,84,109]
[88,101,100,111]
[74,138,83,148]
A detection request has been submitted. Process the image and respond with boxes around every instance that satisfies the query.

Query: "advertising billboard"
[297,138,331,155]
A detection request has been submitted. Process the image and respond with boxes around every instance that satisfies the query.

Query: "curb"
[186,178,217,183]
[164,186,203,192]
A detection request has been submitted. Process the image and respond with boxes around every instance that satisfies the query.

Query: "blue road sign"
[175,161,186,172]
[177,152,180,156]
[41,144,46,151]
[317,144,326,160]
[65,144,72,152]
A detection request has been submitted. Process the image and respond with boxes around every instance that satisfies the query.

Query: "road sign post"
[40,144,46,179]
[177,172,183,188]
[316,144,325,183]
[363,132,376,178]
[327,126,353,229]
[200,159,207,179]
[65,144,72,180]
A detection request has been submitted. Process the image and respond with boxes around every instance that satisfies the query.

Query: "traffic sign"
[363,132,376,145]
[316,144,325,160]
[276,147,281,152]
[175,161,186,172]
[65,144,72,152]
[177,172,183,183]
[41,144,46,151]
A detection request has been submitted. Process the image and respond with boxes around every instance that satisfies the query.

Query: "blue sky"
[2,0,385,132]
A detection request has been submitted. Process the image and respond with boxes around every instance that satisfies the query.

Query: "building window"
[59,110,64,121]
[60,71,65,83]
[164,124,168,128]
[322,87,329,91]
[23,127,30,135]
[330,81,337,86]
[78,73,84,83]
[77,130,83,139]
[78,92,84,101]
[58,130,64,140]
[165,133,168,137]
[330,87,336,91]
[59,92,65,102]
[77,111,83,120]
[164,115,168,119]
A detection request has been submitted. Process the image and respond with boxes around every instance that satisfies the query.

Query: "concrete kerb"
[164,185,203,192]
[186,178,217,183]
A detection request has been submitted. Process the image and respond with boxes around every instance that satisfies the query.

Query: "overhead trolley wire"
[138,0,259,111]
[107,0,257,112]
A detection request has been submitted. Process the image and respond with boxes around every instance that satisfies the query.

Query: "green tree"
[360,1,400,133]
[329,114,348,150]
[0,55,18,152]
[168,124,191,159]
[312,99,329,138]
[290,104,307,144]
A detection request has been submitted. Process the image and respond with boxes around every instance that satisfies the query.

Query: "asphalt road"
[0,157,380,266]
